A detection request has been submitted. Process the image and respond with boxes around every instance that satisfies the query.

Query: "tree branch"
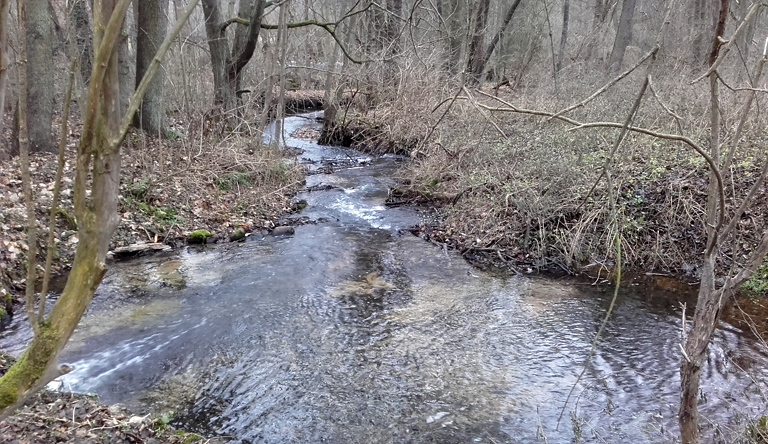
[473,89,726,226]
[691,1,763,84]
[549,46,657,120]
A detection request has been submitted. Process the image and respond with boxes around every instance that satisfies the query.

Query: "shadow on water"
[2,112,768,443]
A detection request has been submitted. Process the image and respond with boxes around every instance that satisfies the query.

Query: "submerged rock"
[271,226,295,236]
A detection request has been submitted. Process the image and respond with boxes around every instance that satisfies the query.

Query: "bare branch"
[473,89,727,225]
[648,75,684,134]
[692,1,763,83]
[549,47,657,120]
[463,87,507,138]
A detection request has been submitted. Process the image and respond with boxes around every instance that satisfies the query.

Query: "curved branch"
[473,89,726,228]
[220,16,249,32]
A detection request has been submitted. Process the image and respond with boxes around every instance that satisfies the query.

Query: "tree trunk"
[608,0,637,71]
[480,0,523,74]
[27,0,55,153]
[0,0,125,412]
[202,0,265,113]
[0,0,9,153]
[134,0,167,135]
[201,0,231,108]
[228,0,266,109]
[118,17,134,118]
[556,0,570,71]
[678,1,730,442]
[440,0,464,74]
[68,0,92,83]
[0,0,199,416]
[466,0,490,83]
[385,0,402,55]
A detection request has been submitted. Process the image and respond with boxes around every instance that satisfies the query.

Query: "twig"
[40,58,76,321]
[691,1,763,83]
[462,87,507,138]
[473,89,727,231]
[557,232,622,428]
[549,47,656,120]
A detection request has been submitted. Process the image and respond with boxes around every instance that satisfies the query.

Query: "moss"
[55,208,78,230]
[742,258,768,297]
[229,228,246,242]
[187,230,212,244]
[173,431,203,443]
[0,324,59,408]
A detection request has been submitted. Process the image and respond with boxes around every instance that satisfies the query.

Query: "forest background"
[1,0,768,443]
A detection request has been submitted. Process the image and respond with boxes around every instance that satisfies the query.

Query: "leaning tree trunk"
[134,0,167,135]
[26,0,55,153]
[0,0,199,416]
[678,1,730,442]
[0,0,125,411]
[480,0,523,75]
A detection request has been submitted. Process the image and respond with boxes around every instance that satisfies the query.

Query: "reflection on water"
[2,113,767,444]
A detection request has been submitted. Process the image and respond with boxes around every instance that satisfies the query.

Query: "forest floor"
[0,351,225,444]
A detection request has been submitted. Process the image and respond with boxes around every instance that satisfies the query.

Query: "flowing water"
[2,112,768,443]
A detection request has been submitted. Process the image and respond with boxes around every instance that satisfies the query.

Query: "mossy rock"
[187,230,212,244]
[292,200,308,212]
[229,228,246,242]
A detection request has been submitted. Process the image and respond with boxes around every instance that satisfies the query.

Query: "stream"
[2,112,768,443]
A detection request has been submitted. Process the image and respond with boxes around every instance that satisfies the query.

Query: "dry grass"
[348,59,768,277]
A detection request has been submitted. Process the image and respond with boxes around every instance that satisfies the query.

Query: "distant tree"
[68,0,93,85]
[201,0,266,112]
[201,0,366,114]
[134,0,168,135]
[27,0,55,153]
[466,0,490,83]
[465,0,524,82]
[0,0,9,154]
[609,0,637,71]
[556,0,570,71]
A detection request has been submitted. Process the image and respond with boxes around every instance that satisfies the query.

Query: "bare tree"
[0,0,9,153]
[201,0,266,112]
[27,0,55,153]
[0,0,200,417]
[68,0,92,85]
[609,0,637,71]
[556,0,569,71]
[134,0,168,135]
[466,0,490,83]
